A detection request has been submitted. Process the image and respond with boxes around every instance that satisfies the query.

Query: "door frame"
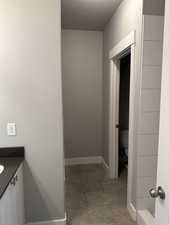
[108,31,136,215]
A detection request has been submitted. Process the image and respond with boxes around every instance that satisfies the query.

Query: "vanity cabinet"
[0,164,24,225]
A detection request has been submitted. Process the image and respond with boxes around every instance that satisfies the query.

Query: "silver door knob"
[149,186,165,200]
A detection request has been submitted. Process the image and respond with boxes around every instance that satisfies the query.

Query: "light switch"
[7,123,16,136]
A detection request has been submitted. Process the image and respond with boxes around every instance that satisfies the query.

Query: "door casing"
[108,31,136,220]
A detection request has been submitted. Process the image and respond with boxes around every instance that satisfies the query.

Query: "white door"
[154,1,169,224]
[11,165,24,225]
[0,166,24,225]
[15,165,25,225]
[0,183,13,225]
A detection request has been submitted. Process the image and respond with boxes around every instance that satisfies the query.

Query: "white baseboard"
[127,203,137,221]
[65,156,103,166]
[102,157,110,175]
[26,216,66,225]
[137,210,155,225]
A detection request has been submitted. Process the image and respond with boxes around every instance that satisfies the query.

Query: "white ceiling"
[61,0,123,31]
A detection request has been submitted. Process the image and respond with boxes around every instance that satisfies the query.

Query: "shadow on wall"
[23,162,61,223]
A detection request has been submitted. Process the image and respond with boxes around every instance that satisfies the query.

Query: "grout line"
[143,40,163,42]
[137,133,159,135]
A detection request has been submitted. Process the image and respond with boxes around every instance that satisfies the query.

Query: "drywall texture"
[103,0,143,207]
[62,30,103,159]
[0,0,65,223]
[143,0,165,16]
[136,15,164,215]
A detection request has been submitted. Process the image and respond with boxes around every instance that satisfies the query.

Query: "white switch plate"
[7,123,16,136]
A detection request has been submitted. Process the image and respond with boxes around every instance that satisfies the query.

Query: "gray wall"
[103,0,143,207]
[143,0,165,15]
[62,30,103,158]
[0,0,65,223]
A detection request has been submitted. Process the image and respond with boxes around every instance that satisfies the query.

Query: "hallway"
[65,164,136,225]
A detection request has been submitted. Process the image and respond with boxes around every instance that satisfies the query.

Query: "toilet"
[120,130,129,156]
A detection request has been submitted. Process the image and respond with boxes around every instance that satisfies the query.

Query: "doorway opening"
[108,31,136,220]
[118,54,131,176]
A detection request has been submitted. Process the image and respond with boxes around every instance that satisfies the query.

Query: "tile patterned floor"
[65,164,136,225]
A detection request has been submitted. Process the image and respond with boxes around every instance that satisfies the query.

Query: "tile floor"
[65,164,136,225]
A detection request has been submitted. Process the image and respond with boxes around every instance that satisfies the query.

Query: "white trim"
[109,31,135,59]
[26,216,66,225]
[65,156,110,175]
[108,30,136,216]
[127,43,136,214]
[102,157,110,175]
[137,210,155,225]
[127,203,137,221]
[65,156,102,166]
